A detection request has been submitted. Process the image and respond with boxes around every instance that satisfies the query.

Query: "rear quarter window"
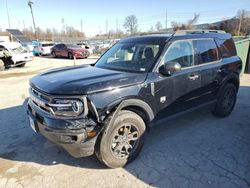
[193,39,219,65]
[215,38,237,58]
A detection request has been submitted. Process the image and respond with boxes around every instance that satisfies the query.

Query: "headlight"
[49,99,84,117]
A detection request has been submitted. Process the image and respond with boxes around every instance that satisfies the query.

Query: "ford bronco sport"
[27,30,242,168]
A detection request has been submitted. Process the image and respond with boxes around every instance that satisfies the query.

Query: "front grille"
[29,87,52,113]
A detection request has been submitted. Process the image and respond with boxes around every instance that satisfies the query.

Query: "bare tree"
[123,15,138,34]
[172,14,200,31]
[237,9,250,35]
[155,21,162,31]
[187,14,200,28]
[171,21,188,31]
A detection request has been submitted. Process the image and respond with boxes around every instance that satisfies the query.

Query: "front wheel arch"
[107,99,155,122]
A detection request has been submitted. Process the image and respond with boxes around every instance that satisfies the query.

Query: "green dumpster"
[234,37,250,74]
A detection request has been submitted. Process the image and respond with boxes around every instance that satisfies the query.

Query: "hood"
[30,66,147,95]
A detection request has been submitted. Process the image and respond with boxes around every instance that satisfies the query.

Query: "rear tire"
[212,83,237,117]
[95,110,146,168]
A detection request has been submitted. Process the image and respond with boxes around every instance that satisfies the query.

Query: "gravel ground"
[0,57,249,188]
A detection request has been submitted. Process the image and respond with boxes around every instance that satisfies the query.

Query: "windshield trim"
[96,65,145,74]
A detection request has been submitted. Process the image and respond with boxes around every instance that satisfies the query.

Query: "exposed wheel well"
[123,106,151,131]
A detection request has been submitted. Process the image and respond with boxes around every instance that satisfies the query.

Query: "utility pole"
[6,0,13,41]
[106,19,108,35]
[28,0,38,41]
[23,20,26,30]
[238,11,243,36]
[106,19,109,39]
[6,0,11,28]
[80,19,83,34]
[165,9,168,31]
[116,18,118,33]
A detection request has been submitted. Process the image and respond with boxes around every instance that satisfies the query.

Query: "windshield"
[95,41,164,73]
[66,44,81,48]
[11,46,28,54]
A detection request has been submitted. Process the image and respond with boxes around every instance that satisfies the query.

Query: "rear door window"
[193,39,219,65]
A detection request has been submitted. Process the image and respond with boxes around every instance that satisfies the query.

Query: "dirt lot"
[0,57,250,188]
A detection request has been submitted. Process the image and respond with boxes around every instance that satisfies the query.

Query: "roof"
[173,30,232,40]
[119,30,232,43]
[120,34,172,43]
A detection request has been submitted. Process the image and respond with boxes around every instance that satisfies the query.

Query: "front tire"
[212,83,237,117]
[95,110,146,168]
[51,51,57,58]
[68,52,73,59]
[16,62,26,67]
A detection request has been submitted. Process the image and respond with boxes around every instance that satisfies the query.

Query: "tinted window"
[56,44,65,49]
[165,40,194,68]
[216,38,236,58]
[193,39,219,64]
[42,43,54,47]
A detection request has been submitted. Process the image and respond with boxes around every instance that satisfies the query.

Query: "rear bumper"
[27,99,99,157]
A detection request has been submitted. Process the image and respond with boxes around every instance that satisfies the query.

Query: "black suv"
[27,30,242,168]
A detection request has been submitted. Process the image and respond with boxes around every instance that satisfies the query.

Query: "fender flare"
[115,99,154,121]
[216,73,239,98]
[220,73,239,91]
[105,99,155,131]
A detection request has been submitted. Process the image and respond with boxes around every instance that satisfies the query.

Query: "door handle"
[189,74,199,80]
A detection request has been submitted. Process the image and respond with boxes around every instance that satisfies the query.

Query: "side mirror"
[159,61,181,76]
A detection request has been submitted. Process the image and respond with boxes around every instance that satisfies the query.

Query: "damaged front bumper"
[27,98,100,158]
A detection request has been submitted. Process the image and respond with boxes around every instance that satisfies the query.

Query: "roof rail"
[174,30,226,36]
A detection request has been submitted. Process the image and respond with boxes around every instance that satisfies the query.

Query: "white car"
[0,42,33,67]
[40,43,54,56]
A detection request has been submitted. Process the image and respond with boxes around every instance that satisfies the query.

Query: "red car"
[51,43,90,59]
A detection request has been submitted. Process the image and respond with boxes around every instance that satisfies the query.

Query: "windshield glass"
[95,41,164,73]
[11,46,28,54]
[66,44,81,48]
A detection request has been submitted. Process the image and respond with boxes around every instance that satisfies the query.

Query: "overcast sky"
[0,0,249,37]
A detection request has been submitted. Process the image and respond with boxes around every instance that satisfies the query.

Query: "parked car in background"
[76,42,95,54]
[51,43,90,59]
[32,41,42,56]
[76,42,90,49]
[32,42,55,56]
[40,42,54,56]
[0,42,33,67]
